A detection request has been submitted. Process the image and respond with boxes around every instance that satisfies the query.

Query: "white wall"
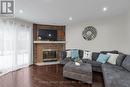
[127,12,130,42]
[66,13,130,54]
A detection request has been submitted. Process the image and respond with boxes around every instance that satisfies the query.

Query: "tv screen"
[38,29,57,41]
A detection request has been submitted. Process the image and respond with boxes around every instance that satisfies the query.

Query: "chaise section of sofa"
[102,61,130,87]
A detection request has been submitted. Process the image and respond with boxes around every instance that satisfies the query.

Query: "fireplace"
[43,49,58,62]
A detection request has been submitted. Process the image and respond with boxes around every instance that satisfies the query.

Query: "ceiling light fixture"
[69,17,72,21]
[103,7,108,12]
[19,10,23,13]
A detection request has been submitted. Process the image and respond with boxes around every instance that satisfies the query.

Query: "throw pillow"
[107,53,119,65]
[82,50,92,60]
[66,50,71,58]
[116,53,126,66]
[96,54,110,64]
[122,55,130,72]
[71,49,79,59]
[71,49,80,62]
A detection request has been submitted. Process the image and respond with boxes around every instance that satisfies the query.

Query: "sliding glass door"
[0,19,32,74]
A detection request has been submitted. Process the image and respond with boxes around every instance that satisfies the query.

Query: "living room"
[0,0,130,87]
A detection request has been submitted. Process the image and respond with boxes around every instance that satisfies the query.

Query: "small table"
[63,61,92,84]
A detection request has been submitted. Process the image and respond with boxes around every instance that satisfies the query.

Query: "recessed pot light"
[19,10,23,13]
[69,17,72,21]
[103,7,108,12]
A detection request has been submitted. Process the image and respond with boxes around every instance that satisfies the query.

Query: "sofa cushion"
[116,53,126,66]
[102,64,130,87]
[96,54,110,64]
[82,59,92,64]
[82,59,102,67]
[122,55,130,72]
[92,52,100,61]
[79,50,83,59]
[92,61,102,67]
[100,50,118,54]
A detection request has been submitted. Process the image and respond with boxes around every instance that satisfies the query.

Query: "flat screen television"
[38,29,57,41]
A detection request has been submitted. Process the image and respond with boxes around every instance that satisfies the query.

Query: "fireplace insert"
[43,49,58,62]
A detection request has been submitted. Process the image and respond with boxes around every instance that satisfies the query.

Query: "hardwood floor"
[0,64,104,87]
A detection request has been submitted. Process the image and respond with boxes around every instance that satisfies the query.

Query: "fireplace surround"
[33,24,65,63]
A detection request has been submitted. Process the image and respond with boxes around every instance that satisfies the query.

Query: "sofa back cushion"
[116,53,126,66]
[100,50,118,54]
[92,52,100,61]
[79,50,83,59]
[122,55,130,72]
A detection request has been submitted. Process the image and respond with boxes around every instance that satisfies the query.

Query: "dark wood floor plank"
[0,64,104,87]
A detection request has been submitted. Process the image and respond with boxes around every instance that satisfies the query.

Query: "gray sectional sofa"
[61,50,130,87]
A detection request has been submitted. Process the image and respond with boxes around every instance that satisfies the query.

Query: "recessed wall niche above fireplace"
[38,29,57,41]
[33,24,66,63]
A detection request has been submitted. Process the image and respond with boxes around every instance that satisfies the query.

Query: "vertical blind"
[0,19,32,74]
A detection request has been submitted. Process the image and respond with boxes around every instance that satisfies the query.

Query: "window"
[0,19,32,74]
